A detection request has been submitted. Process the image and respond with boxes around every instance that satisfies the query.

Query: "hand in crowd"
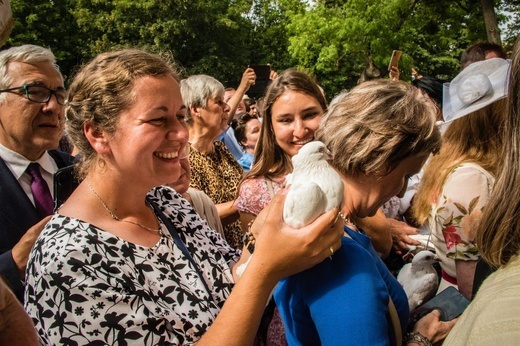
[389,66,400,81]
[388,218,421,254]
[412,309,458,344]
[11,215,52,280]
[412,68,423,79]
[239,67,257,92]
[248,189,343,283]
[268,63,279,80]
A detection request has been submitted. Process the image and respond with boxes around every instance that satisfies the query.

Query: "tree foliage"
[285,0,490,96]
[5,0,519,97]
[8,0,80,77]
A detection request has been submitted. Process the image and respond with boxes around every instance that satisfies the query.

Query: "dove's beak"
[326,149,333,161]
[433,255,441,263]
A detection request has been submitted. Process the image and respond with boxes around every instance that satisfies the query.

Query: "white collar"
[0,143,55,179]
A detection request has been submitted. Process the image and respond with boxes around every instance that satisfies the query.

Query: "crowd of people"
[1,7,520,344]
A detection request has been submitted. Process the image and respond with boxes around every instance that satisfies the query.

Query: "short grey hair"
[180,74,225,124]
[0,44,62,102]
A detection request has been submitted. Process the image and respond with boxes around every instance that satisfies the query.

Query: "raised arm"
[226,68,256,122]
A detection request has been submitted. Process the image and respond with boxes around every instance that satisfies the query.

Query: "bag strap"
[388,297,402,346]
[264,177,275,199]
[147,197,215,302]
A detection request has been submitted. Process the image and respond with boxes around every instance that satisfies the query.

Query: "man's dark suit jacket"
[0,150,74,301]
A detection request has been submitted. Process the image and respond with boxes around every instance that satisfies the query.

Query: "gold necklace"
[85,180,161,234]
[339,212,359,232]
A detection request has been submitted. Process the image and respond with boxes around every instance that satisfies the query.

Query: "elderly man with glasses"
[0,44,74,302]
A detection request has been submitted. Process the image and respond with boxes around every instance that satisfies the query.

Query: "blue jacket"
[274,227,409,346]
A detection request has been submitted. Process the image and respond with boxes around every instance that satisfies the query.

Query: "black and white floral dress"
[24,186,240,345]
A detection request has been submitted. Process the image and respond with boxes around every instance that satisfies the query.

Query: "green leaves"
[6,0,518,96]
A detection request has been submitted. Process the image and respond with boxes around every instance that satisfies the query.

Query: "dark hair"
[461,41,506,69]
[231,112,259,149]
[255,97,265,117]
[244,98,256,108]
[411,77,444,108]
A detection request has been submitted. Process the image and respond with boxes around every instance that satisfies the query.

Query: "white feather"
[283,141,344,228]
[237,141,344,278]
[397,250,440,312]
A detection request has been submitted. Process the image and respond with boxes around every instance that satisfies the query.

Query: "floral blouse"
[236,176,285,216]
[429,163,494,278]
[25,186,240,345]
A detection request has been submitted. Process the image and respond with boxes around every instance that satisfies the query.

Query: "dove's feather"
[397,250,440,312]
[283,182,327,228]
[283,141,344,229]
[236,255,252,277]
[239,141,343,278]
[285,172,294,186]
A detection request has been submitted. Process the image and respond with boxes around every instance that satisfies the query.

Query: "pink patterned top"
[236,176,285,216]
[237,174,288,345]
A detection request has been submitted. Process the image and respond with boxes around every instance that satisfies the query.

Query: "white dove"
[283,141,344,228]
[397,250,440,312]
[237,141,343,278]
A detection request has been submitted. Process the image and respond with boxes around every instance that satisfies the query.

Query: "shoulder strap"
[264,177,275,199]
[388,297,402,346]
[147,197,215,302]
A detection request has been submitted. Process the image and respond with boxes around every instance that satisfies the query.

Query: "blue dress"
[274,227,409,346]
[238,152,254,172]
[217,126,244,161]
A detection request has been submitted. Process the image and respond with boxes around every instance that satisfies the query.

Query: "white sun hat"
[442,58,511,123]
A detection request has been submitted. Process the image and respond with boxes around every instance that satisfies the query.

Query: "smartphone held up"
[388,50,403,72]
[248,64,271,96]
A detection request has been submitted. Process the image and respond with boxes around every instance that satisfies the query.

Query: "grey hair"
[0,44,62,102]
[180,74,225,124]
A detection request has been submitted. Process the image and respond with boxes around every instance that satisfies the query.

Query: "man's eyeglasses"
[0,84,66,106]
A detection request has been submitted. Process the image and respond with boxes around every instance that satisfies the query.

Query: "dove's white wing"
[283,182,327,228]
[397,264,412,293]
[285,173,294,186]
[236,255,252,277]
[406,272,439,311]
[398,260,439,312]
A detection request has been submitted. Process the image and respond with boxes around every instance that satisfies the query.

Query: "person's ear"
[84,121,111,155]
[190,104,201,118]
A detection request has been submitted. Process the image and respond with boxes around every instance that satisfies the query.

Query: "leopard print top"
[188,141,243,249]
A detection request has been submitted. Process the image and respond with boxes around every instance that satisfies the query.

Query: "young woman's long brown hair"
[245,69,327,181]
[412,98,507,225]
[478,38,520,267]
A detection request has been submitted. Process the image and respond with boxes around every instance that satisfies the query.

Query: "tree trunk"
[480,0,501,44]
